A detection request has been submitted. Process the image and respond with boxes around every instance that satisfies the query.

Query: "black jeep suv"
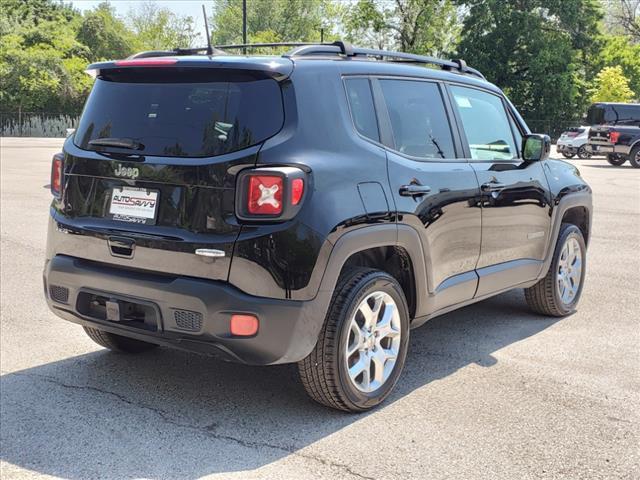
[44,42,592,412]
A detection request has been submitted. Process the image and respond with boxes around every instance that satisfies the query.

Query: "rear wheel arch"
[340,245,417,319]
[318,224,428,321]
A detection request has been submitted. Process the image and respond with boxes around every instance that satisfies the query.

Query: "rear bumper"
[556,144,576,153]
[586,143,631,155]
[44,255,326,365]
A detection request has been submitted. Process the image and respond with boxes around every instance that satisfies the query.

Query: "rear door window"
[75,71,284,157]
[450,86,518,161]
[345,78,380,142]
[379,79,456,159]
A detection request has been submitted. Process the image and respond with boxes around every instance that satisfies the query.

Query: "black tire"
[298,268,410,412]
[607,154,627,166]
[628,145,640,168]
[577,146,591,159]
[83,326,158,353]
[524,224,586,317]
[561,152,575,159]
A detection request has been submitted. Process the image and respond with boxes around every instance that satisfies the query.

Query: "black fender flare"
[295,223,428,359]
[537,190,592,279]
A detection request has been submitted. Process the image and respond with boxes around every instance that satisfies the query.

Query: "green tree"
[345,0,461,56]
[590,65,636,102]
[0,0,92,114]
[210,0,339,45]
[599,34,640,95]
[456,0,603,134]
[128,1,200,50]
[77,2,136,61]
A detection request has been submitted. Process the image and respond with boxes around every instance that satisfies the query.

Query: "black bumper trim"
[44,255,326,365]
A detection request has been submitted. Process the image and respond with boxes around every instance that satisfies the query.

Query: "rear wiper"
[88,137,144,150]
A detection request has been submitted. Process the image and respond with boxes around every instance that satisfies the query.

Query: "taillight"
[51,153,64,197]
[248,175,283,215]
[236,167,307,221]
[609,131,620,144]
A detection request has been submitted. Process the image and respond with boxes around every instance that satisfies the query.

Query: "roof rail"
[286,43,485,80]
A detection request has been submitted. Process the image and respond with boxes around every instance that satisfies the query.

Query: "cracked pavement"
[1,138,639,479]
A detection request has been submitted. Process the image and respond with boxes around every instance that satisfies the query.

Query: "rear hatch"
[52,58,291,281]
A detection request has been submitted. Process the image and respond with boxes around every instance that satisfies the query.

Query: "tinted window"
[587,104,640,126]
[75,72,284,157]
[379,80,455,159]
[451,86,517,160]
[345,78,379,141]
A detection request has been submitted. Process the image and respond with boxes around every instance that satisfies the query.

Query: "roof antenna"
[202,4,213,55]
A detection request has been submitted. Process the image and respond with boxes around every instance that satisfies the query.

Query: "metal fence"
[0,112,81,138]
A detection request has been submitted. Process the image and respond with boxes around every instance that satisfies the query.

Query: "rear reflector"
[291,178,304,205]
[248,175,283,215]
[230,314,259,336]
[609,131,620,144]
[51,153,64,197]
[114,58,178,67]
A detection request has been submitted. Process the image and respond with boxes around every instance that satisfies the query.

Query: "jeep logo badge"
[114,164,139,179]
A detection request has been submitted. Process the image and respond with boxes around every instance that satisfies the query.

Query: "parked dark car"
[585,102,640,167]
[44,42,592,411]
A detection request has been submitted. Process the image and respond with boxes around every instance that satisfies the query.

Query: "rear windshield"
[586,104,640,127]
[74,70,284,157]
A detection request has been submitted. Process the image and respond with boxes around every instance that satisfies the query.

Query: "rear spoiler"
[85,56,294,81]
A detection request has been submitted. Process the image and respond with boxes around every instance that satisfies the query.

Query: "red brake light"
[247,175,283,215]
[51,153,63,197]
[609,131,620,144]
[291,178,304,205]
[114,57,178,67]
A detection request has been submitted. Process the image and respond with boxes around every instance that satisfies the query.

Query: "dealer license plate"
[109,186,159,225]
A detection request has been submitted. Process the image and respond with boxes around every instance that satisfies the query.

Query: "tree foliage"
[77,2,136,62]
[344,0,461,56]
[456,0,604,128]
[598,34,640,94]
[210,0,341,45]
[590,65,636,102]
[127,1,200,50]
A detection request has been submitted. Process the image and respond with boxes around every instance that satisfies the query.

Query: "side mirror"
[522,134,551,161]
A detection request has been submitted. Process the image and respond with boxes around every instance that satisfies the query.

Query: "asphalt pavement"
[1,137,638,479]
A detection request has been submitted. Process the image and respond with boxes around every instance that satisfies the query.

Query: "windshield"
[74,72,284,157]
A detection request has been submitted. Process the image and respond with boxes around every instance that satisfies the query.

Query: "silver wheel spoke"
[557,237,583,305]
[345,290,402,393]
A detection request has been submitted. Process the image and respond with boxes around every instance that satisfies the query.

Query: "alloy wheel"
[557,237,583,305]
[345,291,401,393]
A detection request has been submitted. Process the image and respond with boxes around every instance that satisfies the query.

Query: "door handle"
[399,184,432,197]
[481,181,507,192]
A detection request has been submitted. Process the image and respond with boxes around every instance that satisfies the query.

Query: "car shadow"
[581,164,635,169]
[1,290,559,479]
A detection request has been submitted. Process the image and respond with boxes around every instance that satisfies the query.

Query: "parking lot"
[1,137,638,480]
